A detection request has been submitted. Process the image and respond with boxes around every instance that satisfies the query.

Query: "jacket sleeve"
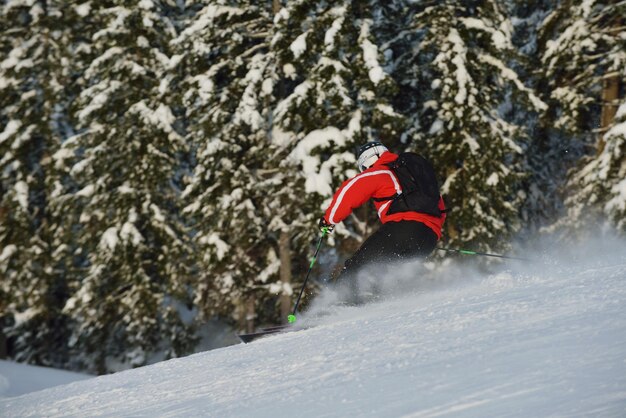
[324,174,378,224]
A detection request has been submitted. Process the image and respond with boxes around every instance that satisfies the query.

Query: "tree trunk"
[96,335,107,375]
[279,230,292,323]
[446,223,458,242]
[0,204,6,287]
[0,325,6,359]
[444,166,458,241]
[272,0,281,15]
[598,73,620,154]
[245,295,256,334]
[273,2,290,324]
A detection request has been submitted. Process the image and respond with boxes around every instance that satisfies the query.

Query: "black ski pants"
[336,220,437,284]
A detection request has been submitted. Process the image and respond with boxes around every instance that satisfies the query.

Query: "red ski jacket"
[323,151,446,239]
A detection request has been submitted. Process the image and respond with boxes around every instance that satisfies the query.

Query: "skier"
[319,141,446,296]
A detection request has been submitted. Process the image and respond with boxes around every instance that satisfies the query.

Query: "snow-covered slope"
[2,240,626,417]
[0,360,91,399]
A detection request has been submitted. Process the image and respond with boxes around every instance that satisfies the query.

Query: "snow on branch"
[274,80,313,122]
[359,19,386,85]
[324,6,347,51]
[434,28,472,106]
[128,101,182,142]
[232,54,269,132]
[77,80,123,123]
[197,232,230,262]
[176,4,245,44]
[460,17,512,50]
[290,32,308,58]
[289,127,348,196]
[0,120,21,145]
[479,54,548,112]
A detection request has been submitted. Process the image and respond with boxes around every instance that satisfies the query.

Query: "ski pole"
[436,247,531,261]
[288,228,328,324]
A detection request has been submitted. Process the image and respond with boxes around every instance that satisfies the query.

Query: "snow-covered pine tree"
[395,1,546,250]
[57,0,196,373]
[0,0,74,368]
[506,0,583,235]
[539,0,626,234]
[173,1,283,326]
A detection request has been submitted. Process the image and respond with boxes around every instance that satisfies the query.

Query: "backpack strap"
[372,194,400,202]
[372,160,402,202]
[374,195,449,212]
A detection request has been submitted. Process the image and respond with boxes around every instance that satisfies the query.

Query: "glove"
[318,216,335,233]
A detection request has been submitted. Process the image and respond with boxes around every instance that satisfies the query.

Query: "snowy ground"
[0,360,92,399]
[2,238,626,417]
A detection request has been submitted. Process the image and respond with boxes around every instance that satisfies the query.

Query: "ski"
[260,324,290,332]
[237,324,304,343]
[238,327,289,343]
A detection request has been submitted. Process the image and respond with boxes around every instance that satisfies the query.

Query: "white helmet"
[356,141,388,172]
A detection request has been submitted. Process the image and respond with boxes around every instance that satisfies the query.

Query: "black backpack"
[373,152,443,217]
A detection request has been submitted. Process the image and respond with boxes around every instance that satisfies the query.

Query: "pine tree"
[507,0,574,234]
[174,1,281,326]
[394,1,546,250]
[0,0,73,368]
[539,0,626,234]
[57,0,196,373]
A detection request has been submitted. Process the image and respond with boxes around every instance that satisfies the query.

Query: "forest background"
[1,0,624,374]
